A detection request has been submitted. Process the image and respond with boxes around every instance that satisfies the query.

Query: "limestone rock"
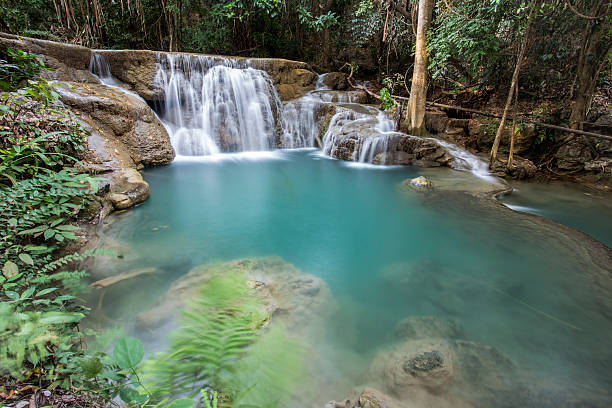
[0,32,98,84]
[584,157,612,175]
[322,72,348,90]
[357,388,411,408]
[555,139,595,171]
[491,156,537,179]
[137,257,333,333]
[323,110,455,167]
[57,82,174,167]
[477,122,537,154]
[370,340,455,397]
[106,168,150,210]
[424,111,450,134]
[407,176,433,190]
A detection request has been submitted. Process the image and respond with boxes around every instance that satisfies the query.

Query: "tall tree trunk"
[403,0,434,136]
[320,0,335,68]
[568,0,611,135]
[489,0,538,165]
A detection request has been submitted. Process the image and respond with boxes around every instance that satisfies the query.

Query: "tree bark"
[489,0,538,165]
[568,0,611,135]
[403,0,434,136]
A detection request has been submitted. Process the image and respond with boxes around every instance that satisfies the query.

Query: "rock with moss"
[137,257,333,333]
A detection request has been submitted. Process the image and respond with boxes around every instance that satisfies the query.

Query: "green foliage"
[143,271,304,407]
[379,87,396,110]
[0,48,47,91]
[0,49,88,186]
[428,2,507,84]
[297,6,339,32]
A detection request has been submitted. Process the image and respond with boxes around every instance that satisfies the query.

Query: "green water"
[500,181,612,248]
[90,149,612,407]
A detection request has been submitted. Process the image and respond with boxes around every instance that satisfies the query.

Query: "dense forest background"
[1,1,609,100]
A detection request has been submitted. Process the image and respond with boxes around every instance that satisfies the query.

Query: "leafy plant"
[379,87,396,110]
[0,48,47,91]
[143,271,305,407]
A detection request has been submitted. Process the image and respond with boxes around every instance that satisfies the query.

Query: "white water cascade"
[154,54,283,156]
[430,138,497,182]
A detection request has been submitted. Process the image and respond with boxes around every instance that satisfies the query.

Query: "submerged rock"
[137,257,333,334]
[370,340,455,396]
[369,337,524,407]
[394,316,463,341]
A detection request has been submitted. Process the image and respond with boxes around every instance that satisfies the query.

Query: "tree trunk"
[320,0,335,68]
[489,0,538,165]
[403,0,434,136]
[568,0,611,135]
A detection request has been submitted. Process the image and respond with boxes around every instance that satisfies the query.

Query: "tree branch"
[564,0,606,20]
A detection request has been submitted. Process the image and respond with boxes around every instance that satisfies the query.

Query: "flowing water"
[153,54,283,155]
[88,150,612,407]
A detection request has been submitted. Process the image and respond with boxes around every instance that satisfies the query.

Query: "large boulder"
[323,110,455,167]
[57,82,174,167]
[106,168,150,210]
[477,122,537,154]
[137,257,333,333]
[321,72,348,90]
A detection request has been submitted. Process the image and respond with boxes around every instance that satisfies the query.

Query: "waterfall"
[429,138,497,182]
[154,54,283,156]
[357,135,393,164]
[89,53,147,104]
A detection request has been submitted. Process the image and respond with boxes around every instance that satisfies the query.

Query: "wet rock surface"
[323,110,455,167]
[57,82,174,167]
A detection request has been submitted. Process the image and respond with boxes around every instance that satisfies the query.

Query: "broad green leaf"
[119,387,148,405]
[43,229,55,240]
[5,290,19,300]
[18,253,34,265]
[56,224,79,231]
[113,337,144,369]
[2,261,18,278]
[36,287,58,297]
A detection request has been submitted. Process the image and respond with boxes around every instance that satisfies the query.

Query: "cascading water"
[89,51,497,178]
[154,54,283,156]
[430,138,497,182]
[89,53,147,104]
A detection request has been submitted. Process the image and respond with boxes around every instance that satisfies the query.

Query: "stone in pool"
[137,256,334,336]
[407,176,433,190]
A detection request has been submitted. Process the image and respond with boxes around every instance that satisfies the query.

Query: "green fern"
[144,271,265,404]
[143,269,305,408]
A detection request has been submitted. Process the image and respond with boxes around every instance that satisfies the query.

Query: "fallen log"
[88,267,158,289]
